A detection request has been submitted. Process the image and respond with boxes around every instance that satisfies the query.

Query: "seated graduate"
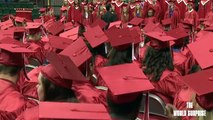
[17,51,106,119]
[163,0,180,30]
[166,68,213,120]
[168,37,213,120]
[0,38,37,119]
[90,27,135,86]
[97,63,154,120]
[14,17,26,27]
[25,22,49,65]
[141,31,185,104]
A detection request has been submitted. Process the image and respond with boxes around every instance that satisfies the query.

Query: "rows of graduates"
[0,0,213,120]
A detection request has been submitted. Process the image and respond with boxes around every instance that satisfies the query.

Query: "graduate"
[25,22,47,65]
[132,1,144,18]
[70,0,82,24]
[102,3,117,28]
[164,0,180,29]
[148,0,161,22]
[121,4,130,24]
[141,31,185,103]
[198,0,212,19]
[82,4,93,26]
[97,63,154,120]
[167,68,213,120]
[60,6,68,23]
[183,0,199,42]
[203,1,213,27]
[113,0,124,20]
[0,38,37,119]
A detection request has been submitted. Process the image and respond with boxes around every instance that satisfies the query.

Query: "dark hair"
[106,3,111,11]
[106,47,132,66]
[41,75,77,102]
[142,46,174,82]
[0,64,22,77]
[107,94,143,120]
[188,65,201,74]
[78,23,86,37]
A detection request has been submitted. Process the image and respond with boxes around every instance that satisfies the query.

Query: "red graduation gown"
[26,40,46,65]
[173,52,188,76]
[198,0,212,18]
[174,87,196,120]
[93,55,109,87]
[204,11,213,26]
[176,1,187,20]
[150,70,185,104]
[148,2,162,21]
[72,81,107,106]
[0,79,38,119]
[184,10,199,30]
[164,9,180,29]
[114,1,124,20]
[17,71,38,99]
[70,5,82,23]
[16,106,38,120]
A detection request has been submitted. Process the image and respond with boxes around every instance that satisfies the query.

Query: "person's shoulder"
[16,106,39,120]
[160,69,181,80]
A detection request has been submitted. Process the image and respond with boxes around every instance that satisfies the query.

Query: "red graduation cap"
[46,21,65,35]
[0,19,14,30]
[59,37,92,67]
[25,22,42,29]
[145,31,176,42]
[41,64,72,89]
[105,27,133,49]
[108,21,122,29]
[204,26,213,31]
[46,51,87,81]
[0,37,34,67]
[83,25,108,48]
[25,22,42,34]
[143,21,158,33]
[129,17,144,26]
[61,6,67,12]
[48,35,75,50]
[90,18,107,29]
[64,22,74,31]
[182,68,213,96]
[181,68,213,110]
[59,26,79,40]
[33,19,42,23]
[182,19,193,27]
[42,19,55,29]
[187,37,213,69]
[39,8,46,13]
[161,18,172,26]
[97,63,154,104]
[166,27,189,40]
[129,26,142,44]
[15,17,25,23]
[0,29,14,39]
[39,102,111,120]
[13,27,25,33]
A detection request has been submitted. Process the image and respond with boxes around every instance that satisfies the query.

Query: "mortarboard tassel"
[23,54,30,80]
[132,43,136,60]
[22,31,26,44]
[104,42,108,54]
